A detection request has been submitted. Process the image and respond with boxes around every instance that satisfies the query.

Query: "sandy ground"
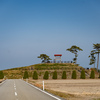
[0,79,3,83]
[30,79,100,100]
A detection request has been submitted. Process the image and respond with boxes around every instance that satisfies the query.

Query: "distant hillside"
[2,63,90,79]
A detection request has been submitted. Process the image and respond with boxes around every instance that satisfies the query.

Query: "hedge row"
[23,70,97,80]
[34,66,83,70]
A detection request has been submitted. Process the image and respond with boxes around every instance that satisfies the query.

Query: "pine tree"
[52,71,57,79]
[62,71,67,79]
[72,70,77,79]
[23,71,29,79]
[43,71,49,80]
[33,71,38,80]
[80,70,85,79]
[0,71,4,79]
[90,70,95,79]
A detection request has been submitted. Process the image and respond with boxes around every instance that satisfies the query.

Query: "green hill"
[2,63,89,79]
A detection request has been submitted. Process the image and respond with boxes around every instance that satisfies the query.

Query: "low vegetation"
[43,71,49,80]
[90,70,95,79]
[62,71,67,79]
[80,70,85,79]
[1,63,100,79]
[23,71,29,79]
[72,70,77,79]
[33,71,38,80]
[0,71,4,79]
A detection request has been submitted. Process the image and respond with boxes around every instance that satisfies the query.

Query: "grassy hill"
[2,63,89,79]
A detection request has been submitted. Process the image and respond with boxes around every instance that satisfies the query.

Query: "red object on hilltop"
[54,54,62,56]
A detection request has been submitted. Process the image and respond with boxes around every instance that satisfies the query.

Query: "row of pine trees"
[23,70,97,80]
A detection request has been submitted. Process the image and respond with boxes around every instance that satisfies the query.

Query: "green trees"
[23,71,29,79]
[52,71,57,79]
[66,45,83,64]
[62,71,67,79]
[33,71,38,80]
[89,43,100,71]
[43,71,49,79]
[72,70,77,79]
[38,54,52,63]
[0,71,4,79]
[90,70,95,79]
[93,43,100,71]
[89,50,96,68]
[80,70,85,79]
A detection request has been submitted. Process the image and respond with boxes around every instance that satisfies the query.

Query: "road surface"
[0,79,62,100]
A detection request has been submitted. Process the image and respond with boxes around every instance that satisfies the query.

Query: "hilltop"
[2,63,90,79]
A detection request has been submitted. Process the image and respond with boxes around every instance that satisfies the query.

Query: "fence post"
[43,81,44,90]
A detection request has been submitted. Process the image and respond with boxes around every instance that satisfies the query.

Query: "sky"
[0,0,100,70]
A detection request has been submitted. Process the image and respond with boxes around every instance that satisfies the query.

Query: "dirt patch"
[28,79,100,100]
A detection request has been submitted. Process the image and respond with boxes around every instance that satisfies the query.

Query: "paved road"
[0,79,61,100]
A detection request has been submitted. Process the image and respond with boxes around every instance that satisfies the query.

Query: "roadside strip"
[0,80,6,86]
[22,80,62,100]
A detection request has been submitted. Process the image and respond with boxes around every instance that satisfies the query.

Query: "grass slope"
[2,63,85,79]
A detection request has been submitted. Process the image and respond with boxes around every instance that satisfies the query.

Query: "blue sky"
[0,0,100,70]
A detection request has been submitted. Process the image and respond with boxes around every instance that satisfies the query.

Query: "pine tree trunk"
[94,62,95,68]
[97,53,99,72]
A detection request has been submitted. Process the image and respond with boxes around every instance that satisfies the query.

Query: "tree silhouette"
[80,70,85,79]
[33,71,38,80]
[72,70,77,79]
[90,70,95,79]
[52,71,57,79]
[0,71,4,79]
[89,50,96,68]
[38,54,52,63]
[66,45,83,64]
[43,71,49,80]
[62,71,67,79]
[93,43,100,71]
[23,71,29,79]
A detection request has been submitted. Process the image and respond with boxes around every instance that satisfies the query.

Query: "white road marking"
[15,92,17,96]
[14,87,16,90]
[23,80,61,100]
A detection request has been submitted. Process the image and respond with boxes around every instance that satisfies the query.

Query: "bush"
[80,70,85,79]
[62,71,67,79]
[90,70,95,79]
[72,70,77,79]
[99,73,100,78]
[33,71,38,80]
[0,71,4,79]
[52,71,57,79]
[43,71,49,80]
[23,71,29,79]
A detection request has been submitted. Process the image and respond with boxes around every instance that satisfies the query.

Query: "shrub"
[52,71,57,79]
[90,70,95,79]
[43,71,49,80]
[23,71,29,79]
[33,71,38,80]
[80,70,85,79]
[0,71,4,79]
[72,70,77,79]
[62,71,67,79]
[98,73,100,78]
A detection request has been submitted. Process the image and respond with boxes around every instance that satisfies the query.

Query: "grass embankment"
[2,63,85,79]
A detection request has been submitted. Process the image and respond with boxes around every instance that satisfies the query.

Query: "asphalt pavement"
[0,79,62,100]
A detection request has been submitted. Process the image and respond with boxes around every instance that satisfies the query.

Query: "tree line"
[23,70,98,80]
[38,43,100,71]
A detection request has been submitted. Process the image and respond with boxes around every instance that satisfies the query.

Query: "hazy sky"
[0,0,100,70]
